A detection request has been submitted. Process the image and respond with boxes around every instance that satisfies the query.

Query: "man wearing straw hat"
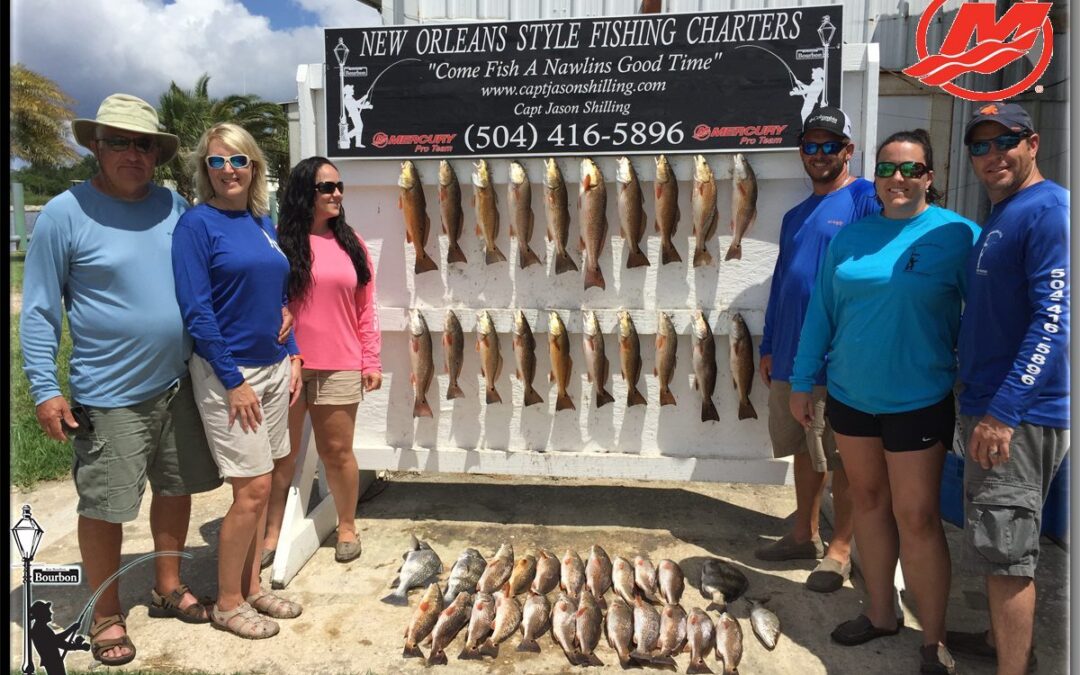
[20,94,226,666]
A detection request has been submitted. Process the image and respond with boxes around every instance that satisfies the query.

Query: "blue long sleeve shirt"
[760,178,879,383]
[958,180,1070,428]
[171,204,298,389]
[20,182,192,407]
[791,205,980,413]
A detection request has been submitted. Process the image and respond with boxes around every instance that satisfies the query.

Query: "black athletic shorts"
[825,393,955,452]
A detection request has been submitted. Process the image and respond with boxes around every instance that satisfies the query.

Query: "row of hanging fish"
[390,538,781,670]
[409,308,758,422]
[397,154,759,287]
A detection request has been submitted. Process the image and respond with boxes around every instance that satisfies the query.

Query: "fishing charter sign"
[325,5,842,159]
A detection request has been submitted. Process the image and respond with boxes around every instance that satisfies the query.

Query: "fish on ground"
[749,598,781,650]
[652,602,688,670]
[532,548,561,595]
[552,592,580,666]
[691,154,719,268]
[382,534,443,605]
[508,553,538,596]
[480,585,523,658]
[583,310,615,408]
[399,160,439,274]
[517,591,551,653]
[605,596,640,670]
[655,154,682,264]
[403,582,443,658]
[586,544,613,610]
[579,158,608,290]
[686,607,717,674]
[443,548,486,605]
[729,312,757,420]
[658,559,685,605]
[508,160,543,268]
[616,156,650,268]
[612,556,636,604]
[692,309,720,422]
[477,543,514,594]
[476,310,503,405]
[458,591,496,660]
[655,312,678,406]
[725,153,758,261]
[575,588,605,667]
[545,158,578,274]
[715,610,744,675]
[443,310,465,400]
[561,549,586,601]
[426,591,472,666]
[629,593,661,663]
[438,160,466,265]
[634,555,660,603]
[409,309,434,419]
[472,159,507,264]
[512,310,544,407]
[701,558,750,612]
[548,311,575,411]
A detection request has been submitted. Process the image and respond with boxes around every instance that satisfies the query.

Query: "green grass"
[10,252,75,487]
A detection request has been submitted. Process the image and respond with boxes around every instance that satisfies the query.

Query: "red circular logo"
[372,132,389,148]
[692,125,711,141]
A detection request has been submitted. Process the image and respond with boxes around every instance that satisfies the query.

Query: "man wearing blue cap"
[948,101,1069,675]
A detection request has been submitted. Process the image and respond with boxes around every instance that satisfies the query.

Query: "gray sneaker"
[754,534,824,561]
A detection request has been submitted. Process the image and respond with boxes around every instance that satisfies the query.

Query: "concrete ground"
[9,472,1069,674]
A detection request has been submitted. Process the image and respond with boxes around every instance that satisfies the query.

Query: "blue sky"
[11,0,381,121]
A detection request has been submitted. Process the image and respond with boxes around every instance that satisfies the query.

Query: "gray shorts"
[72,374,224,523]
[768,381,840,472]
[960,414,1070,577]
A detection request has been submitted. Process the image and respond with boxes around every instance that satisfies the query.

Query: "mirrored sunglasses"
[800,140,845,156]
[98,136,156,154]
[968,133,1028,157]
[315,181,344,195]
[205,154,250,170]
[875,161,929,179]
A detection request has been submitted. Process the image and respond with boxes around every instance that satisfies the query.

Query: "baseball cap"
[801,106,853,140]
[963,101,1035,144]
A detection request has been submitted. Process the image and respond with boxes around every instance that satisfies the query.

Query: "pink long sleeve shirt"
[289,231,381,373]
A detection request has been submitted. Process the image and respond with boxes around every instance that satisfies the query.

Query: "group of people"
[21,93,381,661]
[20,91,1067,674]
[758,103,1068,675]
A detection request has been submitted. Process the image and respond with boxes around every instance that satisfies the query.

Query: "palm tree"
[10,64,78,166]
[157,74,290,204]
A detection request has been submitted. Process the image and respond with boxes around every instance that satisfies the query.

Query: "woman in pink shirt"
[263,157,381,565]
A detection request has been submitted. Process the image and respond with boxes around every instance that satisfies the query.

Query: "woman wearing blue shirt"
[789,129,979,674]
[173,123,304,639]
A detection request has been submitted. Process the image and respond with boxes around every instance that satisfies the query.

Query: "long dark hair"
[277,156,371,302]
[876,128,943,204]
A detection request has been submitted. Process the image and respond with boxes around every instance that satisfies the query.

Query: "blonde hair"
[189,122,269,217]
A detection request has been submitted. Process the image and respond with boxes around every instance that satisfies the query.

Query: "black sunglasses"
[315,181,344,195]
[800,140,846,156]
[968,133,1029,157]
[875,161,929,179]
[97,136,156,154]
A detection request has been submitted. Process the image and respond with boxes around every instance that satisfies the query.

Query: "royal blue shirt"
[172,203,298,389]
[958,180,1070,428]
[791,205,980,413]
[761,178,879,383]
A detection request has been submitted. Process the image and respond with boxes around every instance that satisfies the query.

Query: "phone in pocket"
[62,405,95,436]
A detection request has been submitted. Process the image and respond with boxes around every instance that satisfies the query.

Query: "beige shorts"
[301,369,364,405]
[768,381,840,472]
[189,354,292,478]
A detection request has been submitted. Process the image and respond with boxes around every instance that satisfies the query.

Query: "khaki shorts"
[72,375,224,523]
[301,369,364,405]
[768,381,840,472]
[189,354,292,479]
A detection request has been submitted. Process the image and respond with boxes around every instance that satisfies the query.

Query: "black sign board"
[325,6,842,159]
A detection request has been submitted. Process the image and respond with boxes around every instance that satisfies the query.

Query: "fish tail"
[702,399,720,422]
[486,246,508,264]
[426,649,448,666]
[380,590,408,605]
[458,645,483,660]
[620,653,645,670]
[584,266,606,290]
[523,388,544,407]
[403,644,424,658]
[555,250,579,274]
[706,600,727,613]
[651,655,678,671]
[556,392,576,411]
[479,640,499,658]
[626,249,650,268]
[414,398,433,418]
[447,243,468,264]
[596,594,607,611]
[738,399,758,420]
[562,647,581,666]
[661,241,682,265]
[415,254,439,274]
[521,246,543,269]
[597,389,615,408]
[582,652,604,667]
[629,651,655,664]
[724,242,742,261]
[686,659,714,674]
[660,388,677,406]
[486,388,503,405]
[446,383,465,400]
[627,387,647,407]
[693,247,713,268]
[516,638,541,653]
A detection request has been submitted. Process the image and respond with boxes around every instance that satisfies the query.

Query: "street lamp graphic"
[334,38,350,150]
[13,504,44,674]
[818,15,836,107]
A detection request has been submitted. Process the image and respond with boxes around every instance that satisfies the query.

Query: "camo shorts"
[960,415,1070,577]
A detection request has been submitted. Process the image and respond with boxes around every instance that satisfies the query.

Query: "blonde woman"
[172,123,304,639]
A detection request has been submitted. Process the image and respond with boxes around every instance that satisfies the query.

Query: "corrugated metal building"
[374,0,1070,223]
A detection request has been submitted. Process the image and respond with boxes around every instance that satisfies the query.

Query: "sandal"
[335,538,362,563]
[89,613,137,666]
[211,602,279,640]
[149,583,212,623]
[260,548,276,570]
[831,614,903,646]
[247,589,303,619]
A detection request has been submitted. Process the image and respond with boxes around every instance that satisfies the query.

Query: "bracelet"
[289,354,304,365]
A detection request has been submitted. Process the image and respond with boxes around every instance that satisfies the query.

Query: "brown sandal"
[211,602,279,640]
[247,589,303,619]
[149,583,212,623]
[90,614,137,666]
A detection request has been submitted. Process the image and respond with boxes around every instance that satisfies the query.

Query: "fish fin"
[650,655,677,671]
[415,255,439,274]
[724,242,742,261]
[702,400,720,422]
[686,660,714,674]
[380,590,409,605]
[479,640,500,658]
[654,218,661,234]
[447,244,468,264]
[584,266,606,291]
[405,225,413,244]
[563,647,581,666]
[662,241,683,265]
[446,383,465,400]
[598,389,615,408]
[524,388,544,407]
[706,209,719,239]
[705,601,727,613]
[516,638,541,653]
[556,393,576,411]
[487,388,503,405]
[629,651,655,663]
[549,371,555,383]
[738,399,758,420]
[476,222,483,237]
[522,245,543,268]
[414,398,433,418]
[427,649,449,666]
[628,388,647,407]
[458,646,483,660]
[555,250,579,274]
[403,644,424,658]
[578,236,585,252]
[582,653,604,667]
[660,389,677,406]
[486,246,508,264]
[693,247,713,267]
[626,250,650,268]
[509,221,516,238]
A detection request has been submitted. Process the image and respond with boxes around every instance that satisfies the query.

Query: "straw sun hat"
[71,93,180,165]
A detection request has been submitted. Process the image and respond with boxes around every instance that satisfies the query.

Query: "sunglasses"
[205,154,250,170]
[315,181,344,195]
[98,136,156,154]
[968,133,1029,157]
[875,161,930,179]
[800,140,846,156]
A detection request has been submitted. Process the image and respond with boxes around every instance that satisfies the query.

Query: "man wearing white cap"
[20,94,225,665]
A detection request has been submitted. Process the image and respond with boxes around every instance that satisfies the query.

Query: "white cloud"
[10,0,381,118]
